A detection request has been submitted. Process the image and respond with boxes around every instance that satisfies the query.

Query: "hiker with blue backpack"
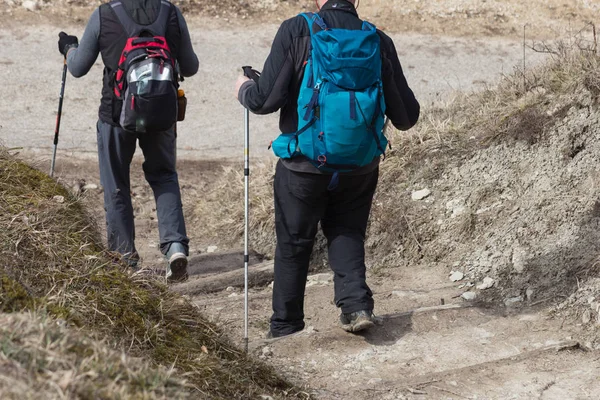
[235,0,420,337]
[57,0,198,281]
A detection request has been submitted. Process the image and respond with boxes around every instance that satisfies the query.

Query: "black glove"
[58,32,78,56]
[242,66,261,83]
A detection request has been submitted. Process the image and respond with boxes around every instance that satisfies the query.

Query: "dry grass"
[0,149,304,399]
[194,160,277,255]
[0,312,187,399]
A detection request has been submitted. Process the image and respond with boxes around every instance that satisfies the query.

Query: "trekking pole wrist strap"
[242,66,261,83]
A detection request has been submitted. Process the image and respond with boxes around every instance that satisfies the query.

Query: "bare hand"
[234,75,251,100]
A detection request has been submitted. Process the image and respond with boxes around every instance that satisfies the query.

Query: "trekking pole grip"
[242,66,261,83]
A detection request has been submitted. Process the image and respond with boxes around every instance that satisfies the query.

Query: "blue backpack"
[271,12,387,172]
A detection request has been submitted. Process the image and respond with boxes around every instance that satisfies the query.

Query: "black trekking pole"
[241,66,260,353]
[50,58,68,177]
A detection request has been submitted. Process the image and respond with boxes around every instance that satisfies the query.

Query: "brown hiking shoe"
[340,310,376,333]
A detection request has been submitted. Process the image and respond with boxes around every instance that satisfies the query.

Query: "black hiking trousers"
[96,120,189,260]
[271,160,378,336]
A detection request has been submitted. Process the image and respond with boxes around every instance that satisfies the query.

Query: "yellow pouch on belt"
[177,89,187,122]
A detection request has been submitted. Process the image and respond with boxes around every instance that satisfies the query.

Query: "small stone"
[583,310,592,324]
[82,183,98,191]
[526,288,534,300]
[411,188,431,201]
[446,198,466,218]
[450,271,464,282]
[308,273,333,283]
[227,293,238,298]
[259,396,275,400]
[268,281,274,289]
[22,0,38,11]
[225,286,235,292]
[392,290,421,298]
[461,292,477,301]
[261,347,273,357]
[207,245,218,253]
[367,378,383,385]
[512,248,527,274]
[504,296,524,307]
[477,277,495,290]
[53,195,65,203]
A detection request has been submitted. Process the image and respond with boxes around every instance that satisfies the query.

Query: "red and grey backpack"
[111,0,178,133]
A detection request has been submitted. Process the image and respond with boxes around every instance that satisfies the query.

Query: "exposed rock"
[306,273,333,287]
[477,277,495,290]
[526,288,535,301]
[261,347,273,358]
[53,195,65,203]
[504,296,524,307]
[308,273,333,283]
[461,292,477,301]
[207,245,218,253]
[450,271,464,282]
[446,198,466,218]
[511,247,528,274]
[583,310,592,324]
[411,188,431,201]
[22,0,38,11]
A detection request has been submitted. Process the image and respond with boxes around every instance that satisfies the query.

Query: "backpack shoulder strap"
[110,0,172,37]
[298,12,328,36]
[143,0,173,37]
[109,0,138,37]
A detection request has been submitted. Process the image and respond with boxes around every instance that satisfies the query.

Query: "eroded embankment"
[0,149,304,399]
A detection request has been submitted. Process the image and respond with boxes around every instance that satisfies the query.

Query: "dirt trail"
[184,256,600,399]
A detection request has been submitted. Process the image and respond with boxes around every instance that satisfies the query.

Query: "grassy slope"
[0,150,302,399]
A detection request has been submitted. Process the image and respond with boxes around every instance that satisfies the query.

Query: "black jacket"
[239,0,420,160]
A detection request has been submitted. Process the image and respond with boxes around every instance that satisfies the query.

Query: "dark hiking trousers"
[271,160,378,336]
[96,120,189,258]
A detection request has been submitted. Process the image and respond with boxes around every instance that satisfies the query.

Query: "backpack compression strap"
[110,0,172,37]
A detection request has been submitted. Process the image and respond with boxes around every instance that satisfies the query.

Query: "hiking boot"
[165,242,188,282]
[340,310,376,333]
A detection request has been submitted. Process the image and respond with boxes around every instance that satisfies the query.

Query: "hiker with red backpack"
[58,0,198,281]
[235,0,420,337]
